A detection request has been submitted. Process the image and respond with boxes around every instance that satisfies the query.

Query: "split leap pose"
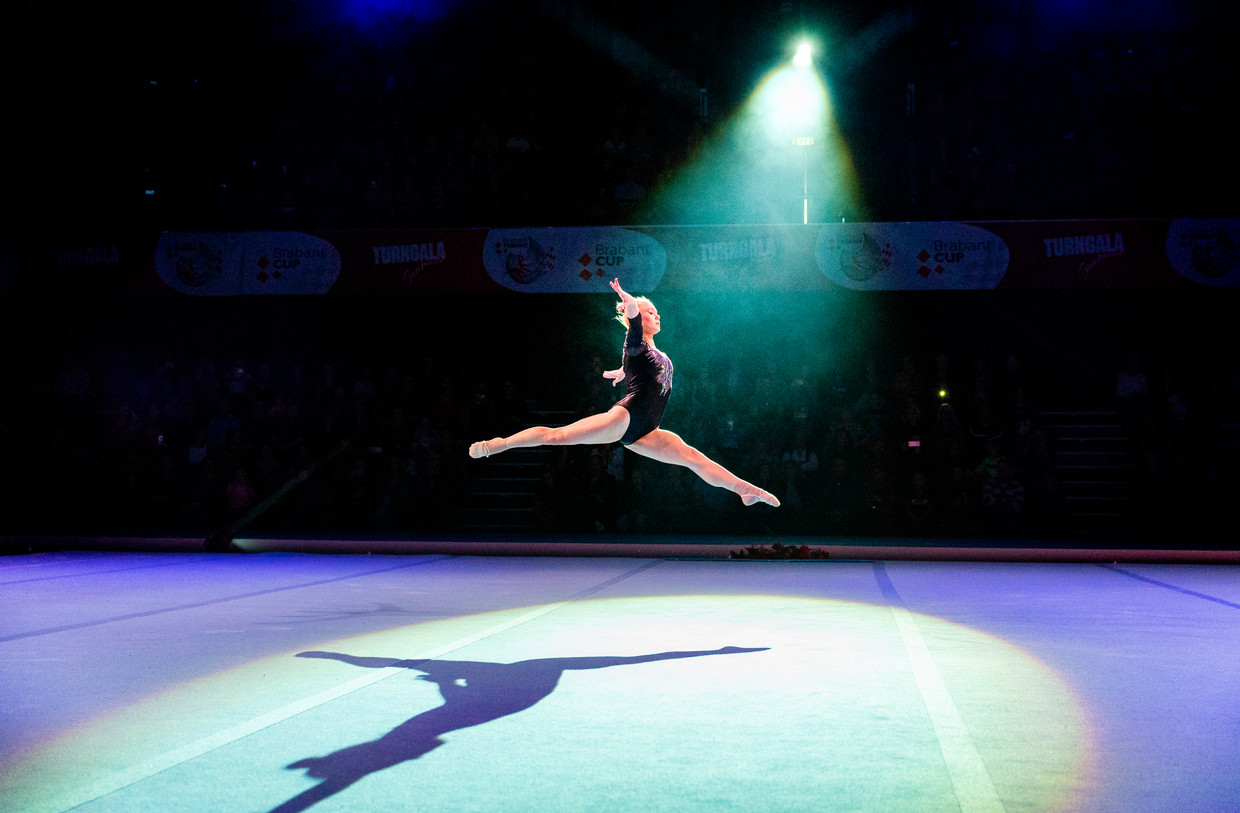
[468,278,779,508]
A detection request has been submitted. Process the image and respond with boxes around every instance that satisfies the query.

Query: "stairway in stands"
[1041,409,1147,537]
[459,408,577,532]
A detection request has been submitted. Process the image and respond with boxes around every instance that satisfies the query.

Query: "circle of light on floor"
[7,595,1093,813]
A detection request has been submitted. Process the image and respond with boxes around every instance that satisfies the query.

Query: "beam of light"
[639,46,863,227]
[751,63,826,144]
[533,1,700,111]
[829,7,922,75]
[5,596,1094,813]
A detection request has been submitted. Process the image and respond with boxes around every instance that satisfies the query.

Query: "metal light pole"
[794,136,814,224]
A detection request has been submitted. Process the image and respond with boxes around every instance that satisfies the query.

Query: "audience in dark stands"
[3,320,1235,543]
[8,5,1235,542]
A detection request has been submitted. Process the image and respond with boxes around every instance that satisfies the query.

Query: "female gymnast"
[468,278,779,508]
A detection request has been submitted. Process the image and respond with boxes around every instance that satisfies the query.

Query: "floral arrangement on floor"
[730,541,831,559]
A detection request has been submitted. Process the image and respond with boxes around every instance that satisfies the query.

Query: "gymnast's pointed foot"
[469,438,506,459]
[740,487,780,507]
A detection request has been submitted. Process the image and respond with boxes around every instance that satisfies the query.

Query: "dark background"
[2,0,1237,545]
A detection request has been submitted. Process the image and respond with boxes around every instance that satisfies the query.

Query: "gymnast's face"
[640,301,661,335]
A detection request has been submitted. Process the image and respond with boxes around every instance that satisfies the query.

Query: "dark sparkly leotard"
[615,310,673,445]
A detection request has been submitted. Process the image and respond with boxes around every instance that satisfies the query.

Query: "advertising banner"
[986,219,1179,289]
[816,221,1010,290]
[1165,218,1240,287]
[7,218,1238,296]
[154,232,341,295]
[649,225,825,291]
[331,228,493,294]
[482,227,667,294]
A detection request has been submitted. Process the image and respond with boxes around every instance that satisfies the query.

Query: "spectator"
[982,458,1026,535]
[226,468,256,520]
[823,456,863,533]
[903,471,937,536]
[781,428,820,483]
[582,450,619,532]
[206,399,240,450]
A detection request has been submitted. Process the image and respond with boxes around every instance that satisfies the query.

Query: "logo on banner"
[484,228,667,293]
[244,233,341,294]
[493,235,556,284]
[846,232,891,281]
[697,236,778,263]
[915,238,994,278]
[817,222,1008,290]
[51,245,120,268]
[155,233,242,294]
[819,229,891,282]
[1042,232,1125,280]
[577,241,654,280]
[1166,218,1240,286]
[254,248,321,282]
[372,241,447,286]
[156,232,339,295]
[164,239,226,288]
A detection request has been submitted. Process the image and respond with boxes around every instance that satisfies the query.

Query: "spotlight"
[793,42,813,69]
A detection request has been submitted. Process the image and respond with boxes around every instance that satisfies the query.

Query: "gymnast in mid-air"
[469,278,779,508]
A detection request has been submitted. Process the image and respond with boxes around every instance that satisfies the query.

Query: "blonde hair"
[615,296,654,330]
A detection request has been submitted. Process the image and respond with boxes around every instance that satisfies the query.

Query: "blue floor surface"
[2,549,1238,811]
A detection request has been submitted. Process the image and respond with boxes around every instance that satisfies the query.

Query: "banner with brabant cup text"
[6,218,1238,296]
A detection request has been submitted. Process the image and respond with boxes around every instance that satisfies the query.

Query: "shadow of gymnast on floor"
[270,646,768,813]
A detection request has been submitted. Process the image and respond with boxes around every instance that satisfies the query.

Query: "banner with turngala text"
[5,219,1237,295]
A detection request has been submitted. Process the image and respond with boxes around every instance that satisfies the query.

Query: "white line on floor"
[51,598,579,812]
[888,603,1005,813]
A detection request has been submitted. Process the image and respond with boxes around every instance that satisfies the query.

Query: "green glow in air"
[640,42,863,227]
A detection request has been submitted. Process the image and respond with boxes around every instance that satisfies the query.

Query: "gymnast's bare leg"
[628,428,780,507]
[468,405,630,458]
